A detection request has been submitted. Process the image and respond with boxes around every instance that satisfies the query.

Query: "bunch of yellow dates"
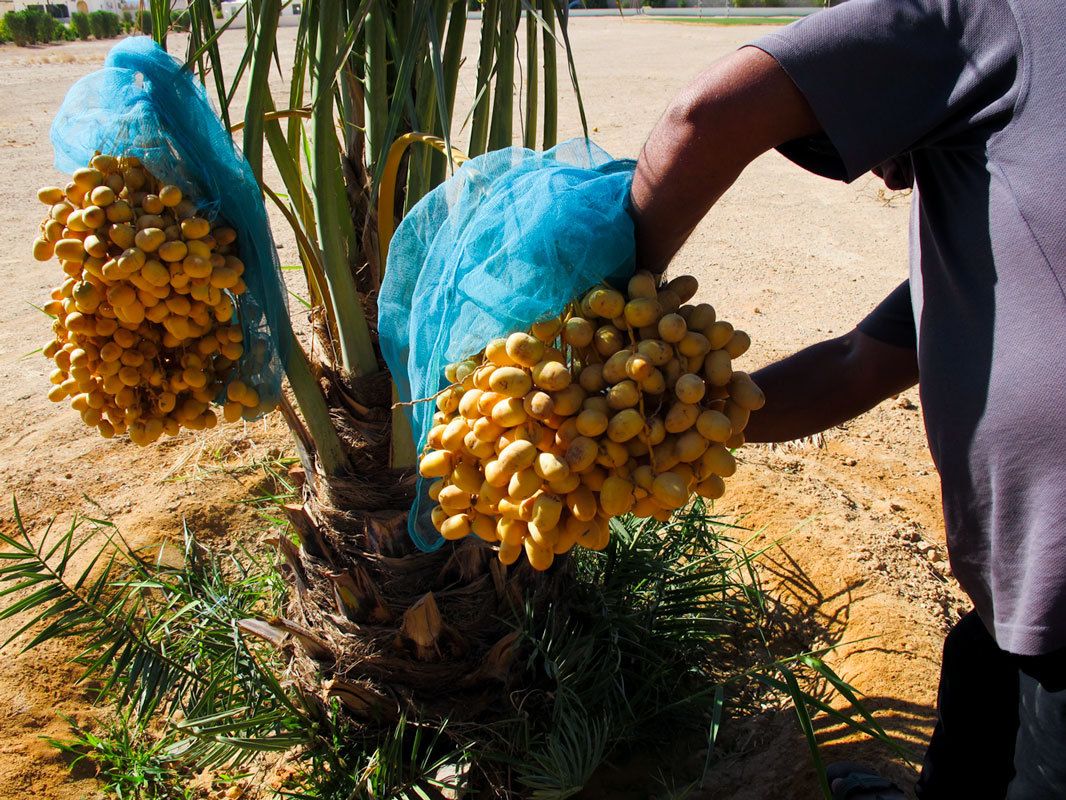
[419,271,765,571]
[34,154,273,445]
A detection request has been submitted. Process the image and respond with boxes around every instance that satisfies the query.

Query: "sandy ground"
[0,18,964,799]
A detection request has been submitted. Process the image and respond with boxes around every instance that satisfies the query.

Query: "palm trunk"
[262,350,569,726]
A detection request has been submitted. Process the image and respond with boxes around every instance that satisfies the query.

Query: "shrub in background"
[3,11,30,45]
[71,11,91,40]
[3,8,59,45]
[170,8,190,31]
[25,8,47,42]
[88,10,120,39]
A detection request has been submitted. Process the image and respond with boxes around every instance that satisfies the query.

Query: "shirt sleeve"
[751,0,1022,182]
[857,281,916,350]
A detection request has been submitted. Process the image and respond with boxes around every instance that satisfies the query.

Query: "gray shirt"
[755,0,1066,655]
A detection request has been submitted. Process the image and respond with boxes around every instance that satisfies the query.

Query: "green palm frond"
[0,501,193,719]
[0,500,287,727]
[487,502,758,789]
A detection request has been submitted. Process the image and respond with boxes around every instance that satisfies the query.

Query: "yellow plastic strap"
[377,133,469,273]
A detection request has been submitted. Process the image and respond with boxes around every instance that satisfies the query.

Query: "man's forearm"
[631,47,820,273]
[745,330,919,443]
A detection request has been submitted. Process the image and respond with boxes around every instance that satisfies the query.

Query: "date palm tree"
[174,0,585,737]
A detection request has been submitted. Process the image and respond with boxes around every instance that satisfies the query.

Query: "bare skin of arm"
[631,47,821,274]
[744,329,919,444]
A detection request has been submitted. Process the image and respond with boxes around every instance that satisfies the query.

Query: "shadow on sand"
[578,539,938,800]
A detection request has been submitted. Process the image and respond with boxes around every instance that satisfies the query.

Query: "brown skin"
[632,45,918,795]
[873,156,915,191]
[744,329,919,443]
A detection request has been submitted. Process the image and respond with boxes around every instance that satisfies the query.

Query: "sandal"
[827,761,905,800]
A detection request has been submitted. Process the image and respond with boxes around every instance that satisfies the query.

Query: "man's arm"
[631,47,821,274]
[744,330,919,444]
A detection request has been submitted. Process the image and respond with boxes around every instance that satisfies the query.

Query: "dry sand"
[0,17,962,798]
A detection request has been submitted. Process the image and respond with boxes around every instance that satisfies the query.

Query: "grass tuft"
[49,714,198,800]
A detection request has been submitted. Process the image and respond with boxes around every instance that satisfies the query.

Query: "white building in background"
[220,0,302,27]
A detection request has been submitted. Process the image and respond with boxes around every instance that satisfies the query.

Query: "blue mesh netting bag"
[49,37,286,412]
[379,139,636,551]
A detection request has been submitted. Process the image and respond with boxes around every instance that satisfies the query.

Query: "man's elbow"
[659,87,718,147]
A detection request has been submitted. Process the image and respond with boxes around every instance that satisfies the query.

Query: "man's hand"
[631,47,821,274]
[872,156,914,191]
[744,329,918,444]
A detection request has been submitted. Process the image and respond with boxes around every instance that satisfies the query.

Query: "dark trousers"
[915,611,1066,799]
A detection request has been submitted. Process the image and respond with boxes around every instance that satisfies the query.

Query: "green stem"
[524,4,538,150]
[488,0,517,151]
[263,102,318,243]
[552,0,588,139]
[310,0,378,377]
[430,0,468,186]
[468,0,500,157]
[149,0,171,49]
[287,0,313,150]
[365,5,389,172]
[405,3,449,213]
[241,0,280,181]
[186,0,231,129]
[233,0,348,474]
[284,331,350,475]
[541,0,558,149]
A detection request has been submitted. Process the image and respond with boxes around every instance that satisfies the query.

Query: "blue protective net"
[50,37,286,413]
[379,139,636,551]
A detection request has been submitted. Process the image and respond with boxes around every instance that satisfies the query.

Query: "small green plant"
[71,11,90,40]
[49,714,196,800]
